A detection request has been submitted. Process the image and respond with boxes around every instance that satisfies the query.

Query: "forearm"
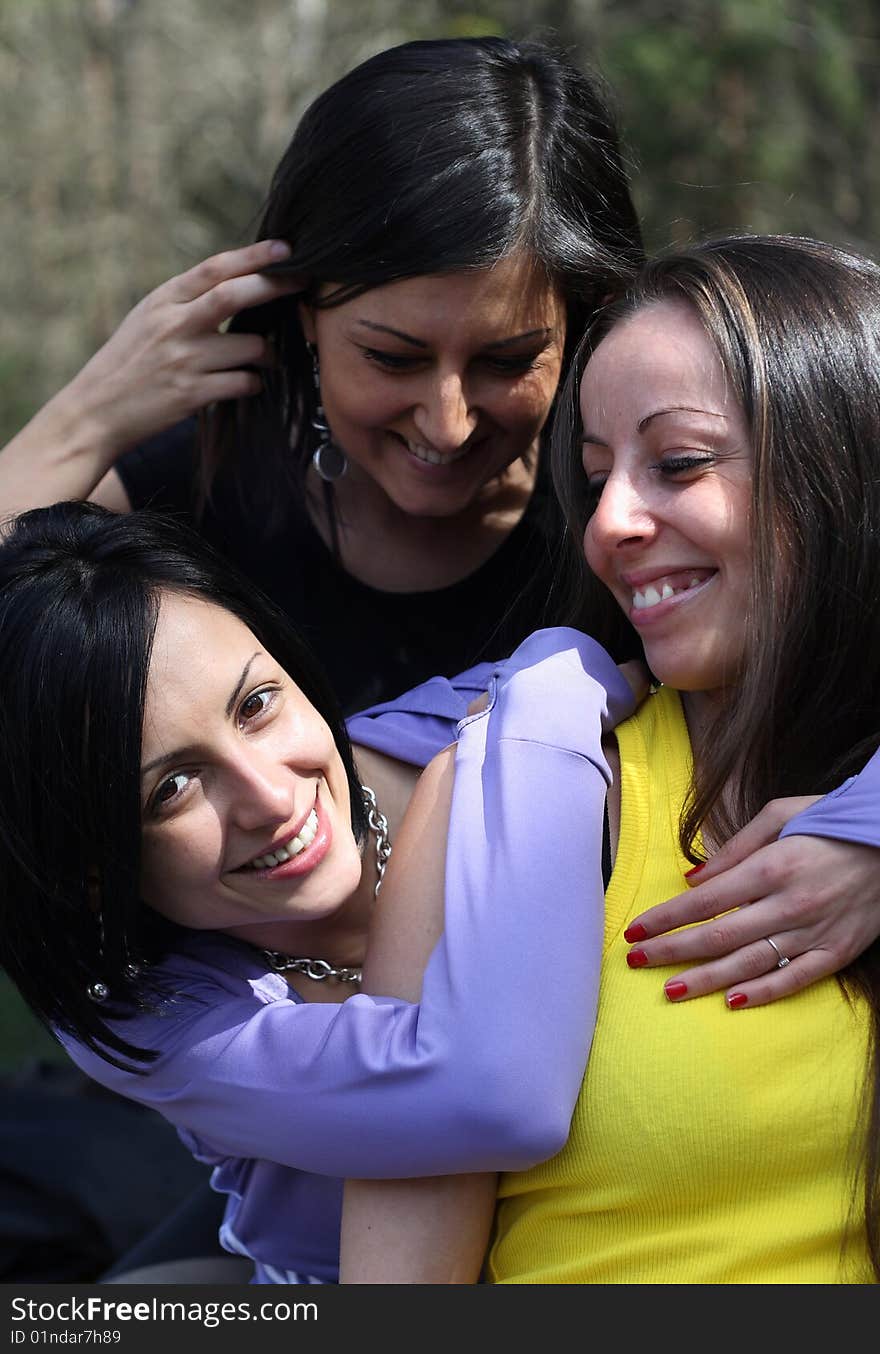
[0,241,305,528]
[0,379,124,522]
[350,629,629,1173]
[340,1175,497,1284]
[338,637,630,1281]
[780,743,880,849]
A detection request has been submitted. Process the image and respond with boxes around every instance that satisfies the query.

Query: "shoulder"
[155,930,288,997]
[63,933,293,1086]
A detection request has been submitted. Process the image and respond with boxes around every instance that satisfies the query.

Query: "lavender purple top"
[61,630,631,1283]
[59,630,880,1283]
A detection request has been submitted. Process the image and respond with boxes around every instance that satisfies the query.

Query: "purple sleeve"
[779,745,880,849]
[72,629,631,1178]
[345,663,494,766]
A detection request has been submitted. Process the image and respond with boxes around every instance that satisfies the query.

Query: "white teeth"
[632,576,706,611]
[406,440,470,466]
[249,808,318,870]
[633,584,662,610]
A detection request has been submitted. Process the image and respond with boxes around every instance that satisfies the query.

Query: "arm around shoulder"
[780,742,880,849]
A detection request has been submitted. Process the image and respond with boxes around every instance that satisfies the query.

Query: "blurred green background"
[1,0,879,1063]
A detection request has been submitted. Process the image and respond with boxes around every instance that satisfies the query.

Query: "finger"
[625,892,818,971]
[683,795,820,885]
[651,942,832,1007]
[642,933,794,998]
[168,240,295,305]
[184,369,266,405]
[625,826,825,943]
[722,947,835,1008]
[186,271,303,332]
[178,331,277,373]
[624,863,766,944]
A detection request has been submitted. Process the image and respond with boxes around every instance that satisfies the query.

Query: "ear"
[299,300,317,344]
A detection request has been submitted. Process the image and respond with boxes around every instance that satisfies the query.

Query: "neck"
[226,905,371,972]
[679,687,726,745]
[306,454,538,592]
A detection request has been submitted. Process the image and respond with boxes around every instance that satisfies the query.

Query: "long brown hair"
[553,233,880,1277]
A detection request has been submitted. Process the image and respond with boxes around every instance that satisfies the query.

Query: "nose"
[412,371,477,452]
[586,471,657,554]
[225,749,297,832]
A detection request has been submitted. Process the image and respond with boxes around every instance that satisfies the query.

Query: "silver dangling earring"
[308,344,347,482]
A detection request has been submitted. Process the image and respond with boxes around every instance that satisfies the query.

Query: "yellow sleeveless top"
[487,686,873,1284]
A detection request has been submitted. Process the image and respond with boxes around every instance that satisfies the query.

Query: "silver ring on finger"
[764,936,791,969]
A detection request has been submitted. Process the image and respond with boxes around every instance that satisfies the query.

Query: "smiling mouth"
[632,570,715,611]
[394,434,474,466]
[244,808,319,871]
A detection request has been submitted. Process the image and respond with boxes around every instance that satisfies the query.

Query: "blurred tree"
[1,0,879,439]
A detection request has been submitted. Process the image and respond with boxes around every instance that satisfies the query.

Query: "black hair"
[203,35,644,537]
[0,501,367,1068]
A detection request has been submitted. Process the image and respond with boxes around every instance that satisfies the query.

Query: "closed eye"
[360,347,422,370]
[484,353,543,374]
[360,348,545,375]
[653,453,716,477]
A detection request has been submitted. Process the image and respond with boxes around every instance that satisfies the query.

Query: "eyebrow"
[582,406,729,445]
[354,320,554,351]
[140,652,260,778]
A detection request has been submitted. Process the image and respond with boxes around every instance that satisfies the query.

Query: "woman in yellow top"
[340,233,880,1283]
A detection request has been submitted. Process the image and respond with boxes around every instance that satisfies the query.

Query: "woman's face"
[580,299,754,705]
[139,592,363,935]
[300,252,567,519]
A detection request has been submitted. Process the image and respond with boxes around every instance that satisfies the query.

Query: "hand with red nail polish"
[602,794,880,1012]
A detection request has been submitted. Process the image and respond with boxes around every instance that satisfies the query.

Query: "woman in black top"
[1,35,642,713]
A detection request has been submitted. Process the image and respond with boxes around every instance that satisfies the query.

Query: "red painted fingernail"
[684,863,705,880]
[664,980,688,1000]
[624,923,647,943]
[727,992,749,1009]
[626,948,648,969]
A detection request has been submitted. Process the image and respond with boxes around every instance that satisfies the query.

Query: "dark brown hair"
[553,233,880,1277]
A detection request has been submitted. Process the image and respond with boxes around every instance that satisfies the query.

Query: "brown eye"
[152,772,190,811]
[238,689,274,725]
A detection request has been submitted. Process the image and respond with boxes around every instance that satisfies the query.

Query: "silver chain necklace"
[262,784,391,985]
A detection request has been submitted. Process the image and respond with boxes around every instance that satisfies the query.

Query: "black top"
[116,421,568,715]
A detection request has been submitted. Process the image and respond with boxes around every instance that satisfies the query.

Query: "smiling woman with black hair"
[0,499,641,1282]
